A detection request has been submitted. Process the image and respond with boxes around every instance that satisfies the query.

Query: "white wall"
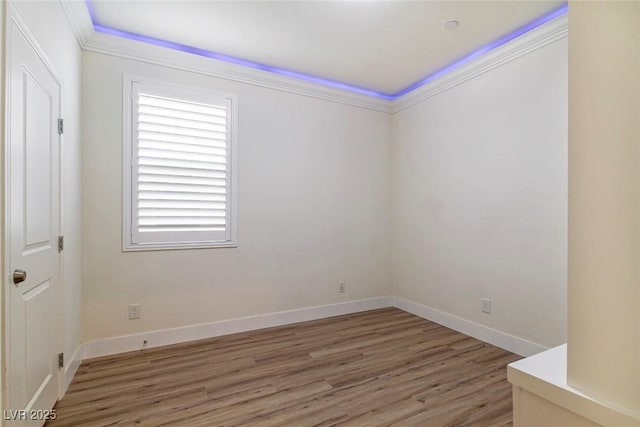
[391,39,568,348]
[567,1,640,414]
[81,51,391,342]
[8,0,83,384]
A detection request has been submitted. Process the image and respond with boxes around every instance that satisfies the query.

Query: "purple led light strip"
[395,3,568,97]
[85,1,567,101]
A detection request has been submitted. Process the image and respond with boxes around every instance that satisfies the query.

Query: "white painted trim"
[61,344,82,396]
[81,295,549,361]
[58,0,93,48]
[390,14,568,114]
[392,296,547,357]
[121,74,239,251]
[82,296,394,359]
[82,31,391,113]
[75,12,566,115]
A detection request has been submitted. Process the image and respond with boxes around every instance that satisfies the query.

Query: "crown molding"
[390,14,568,114]
[58,0,566,114]
[81,31,392,113]
[59,0,94,48]
[57,0,390,111]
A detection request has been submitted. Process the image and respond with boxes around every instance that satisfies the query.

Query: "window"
[123,77,237,250]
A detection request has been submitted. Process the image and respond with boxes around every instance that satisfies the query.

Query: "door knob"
[13,269,27,285]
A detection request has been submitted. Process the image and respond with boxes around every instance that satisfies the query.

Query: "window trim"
[122,74,238,251]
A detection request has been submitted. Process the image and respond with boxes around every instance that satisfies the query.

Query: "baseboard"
[392,296,547,357]
[82,295,546,360]
[62,344,83,395]
[82,296,394,359]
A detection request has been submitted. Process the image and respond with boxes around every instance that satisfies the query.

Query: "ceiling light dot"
[445,20,459,30]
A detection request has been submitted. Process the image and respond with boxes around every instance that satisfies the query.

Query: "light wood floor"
[48,308,520,426]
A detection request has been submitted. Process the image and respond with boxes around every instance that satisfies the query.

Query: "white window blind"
[124,79,237,250]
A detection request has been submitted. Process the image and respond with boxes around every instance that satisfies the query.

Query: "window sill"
[122,241,237,252]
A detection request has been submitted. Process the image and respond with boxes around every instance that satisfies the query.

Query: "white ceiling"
[90,1,565,95]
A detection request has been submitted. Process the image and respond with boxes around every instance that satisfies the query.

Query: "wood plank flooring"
[48,308,520,426]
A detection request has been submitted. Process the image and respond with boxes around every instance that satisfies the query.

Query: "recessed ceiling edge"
[84,1,568,101]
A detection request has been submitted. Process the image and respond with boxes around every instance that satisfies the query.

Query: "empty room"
[1,0,638,426]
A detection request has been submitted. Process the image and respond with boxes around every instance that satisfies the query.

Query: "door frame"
[2,1,66,412]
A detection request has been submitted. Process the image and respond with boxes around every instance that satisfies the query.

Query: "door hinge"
[58,235,64,252]
[58,353,64,369]
[58,118,64,135]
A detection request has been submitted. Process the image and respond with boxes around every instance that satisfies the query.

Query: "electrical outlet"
[481,298,492,314]
[338,281,346,293]
[129,304,141,319]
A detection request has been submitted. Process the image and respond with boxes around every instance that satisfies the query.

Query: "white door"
[6,14,61,426]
